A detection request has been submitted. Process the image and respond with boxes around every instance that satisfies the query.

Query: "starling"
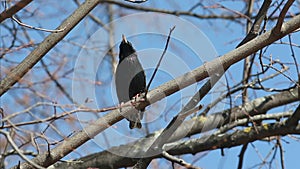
[115,35,146,129]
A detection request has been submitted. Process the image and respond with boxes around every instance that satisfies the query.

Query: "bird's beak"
[122,34,127,43]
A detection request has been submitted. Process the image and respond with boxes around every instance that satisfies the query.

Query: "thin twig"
[107,4,117,73]
[162,151,202,169]
[217,3,252,22]
[12,16,66,33]
[201,65,289,115]
[240,0,255,104]
[0,130,46,169]
[287,34,300,98]
[277,137,285,169]
[0,100,141,129]
[145,26,175,95]
[263,64,299,86]
[40,60,74,103]
[237,144,248,169]
[224,73,233,121]
[268,0,285,19]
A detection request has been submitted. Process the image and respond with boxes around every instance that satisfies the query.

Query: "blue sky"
[1,0,300,168]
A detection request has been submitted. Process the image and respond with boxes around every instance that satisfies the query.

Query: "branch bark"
[0,0,32,23]
[274,0,295,34]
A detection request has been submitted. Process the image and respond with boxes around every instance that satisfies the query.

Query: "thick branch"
[53,118,300,169]
[165,123,300,155]
[53,88,298,168]
[0,0,32,23]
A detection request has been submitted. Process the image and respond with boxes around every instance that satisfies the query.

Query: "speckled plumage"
[115,35,146,129]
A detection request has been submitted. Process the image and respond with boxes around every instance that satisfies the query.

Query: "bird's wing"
[115,53,146,102]
[115,59,131,103]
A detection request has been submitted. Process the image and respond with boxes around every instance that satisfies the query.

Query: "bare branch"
[273,0,295,34]
[12,16,66,33]
[237,144,248,169]
[40,60,74,103]
[0,0,32,23]
[162,151,202,169]
[277,137,285,169]
[0,130,46,169]
[146,26,175,94]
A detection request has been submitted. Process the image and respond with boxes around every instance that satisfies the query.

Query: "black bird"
[115,35,146,129]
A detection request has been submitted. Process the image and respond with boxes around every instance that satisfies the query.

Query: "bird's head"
[119,34,136,62]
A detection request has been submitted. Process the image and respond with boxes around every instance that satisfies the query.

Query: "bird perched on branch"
[115,35,146,129]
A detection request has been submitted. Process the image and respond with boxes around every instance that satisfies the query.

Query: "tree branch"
[237,144,248,169]
[52,115,299,169]
[274,0,295,34]
[53,88,298,168]
[164,123,300,155]
[285,103,300,126]
[161,151,202,169]
[0,0,32,23]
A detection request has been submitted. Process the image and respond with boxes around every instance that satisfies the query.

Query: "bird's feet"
[131,93,145,107]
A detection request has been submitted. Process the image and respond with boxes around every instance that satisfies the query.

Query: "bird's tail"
[128,109,144,129]
[129,120,142,129]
